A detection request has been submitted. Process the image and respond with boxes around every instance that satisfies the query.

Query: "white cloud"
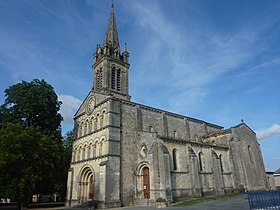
[257,124,280,140]
[58,94,82,124]
[129,0,277,115]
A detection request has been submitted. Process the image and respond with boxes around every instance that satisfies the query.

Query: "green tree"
[0,123,60,209]
[63,130,74,165]
[0,79,66,208]
[0,79,63,138]
[59,130,74,198]
[63,130,74,152]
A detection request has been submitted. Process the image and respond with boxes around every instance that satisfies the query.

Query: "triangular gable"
[231,122,256,134]
[74,91,92,117]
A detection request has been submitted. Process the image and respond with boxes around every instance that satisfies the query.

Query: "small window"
[96,114,100,128]
[93,144,96,157]
[174,131,177,138]
[72,149,76,162]
[198,152,204,171]
[82,147,86,160]
[78,125,82,138]
[172,149,177,170]
[219,154,224,172]
[88,144,91,159]
[84,122,88,135]
[88,122,92,133]
[99,142,103,156]
[94,118,97,130]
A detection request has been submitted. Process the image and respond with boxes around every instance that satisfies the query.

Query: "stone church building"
[66,4,268,208]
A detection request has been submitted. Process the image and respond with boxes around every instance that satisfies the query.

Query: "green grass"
[174,193,241,207]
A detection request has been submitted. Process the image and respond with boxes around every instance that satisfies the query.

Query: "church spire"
[92,2,131,101]
[103,1,120,54]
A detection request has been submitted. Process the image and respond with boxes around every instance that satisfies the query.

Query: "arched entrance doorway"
[89,176,94,199]
[142,167,150,199]
[78,166,95,203]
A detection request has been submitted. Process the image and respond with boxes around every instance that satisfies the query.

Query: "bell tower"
[92,3,130,101]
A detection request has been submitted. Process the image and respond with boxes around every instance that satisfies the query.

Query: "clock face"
[86,97,95,114]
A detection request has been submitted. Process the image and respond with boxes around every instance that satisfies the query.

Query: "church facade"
[66,4,268,208]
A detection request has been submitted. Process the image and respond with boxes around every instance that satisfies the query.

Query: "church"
[66,4,268,208]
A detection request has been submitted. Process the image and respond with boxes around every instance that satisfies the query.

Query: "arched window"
[198,152,204,171]
[99,142,103,156]
[78,124,82,138]
[96,114,100,129]
[82,146,86,160]
[77,147,81,161]
[117,69,121,91]
[172,149,177,171]
[72,148,77,162]
[84,121,88,135]
[149,126,153,132]
[93,117,97,131]
[76,124,80,138]
[100,114,104,128]
[174,130,177,138]
[101,110,106,127]
[99,69,103,88]
[93,143,96,157]
[111,67,121,91]
[111,67,116,89]
[88,122,92,134]
[219,154,224,172]
[81,122,84,137]
[88,144,92,159]
[96,68,102,90]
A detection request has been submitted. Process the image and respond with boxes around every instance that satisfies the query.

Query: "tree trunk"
[16,198,22,210]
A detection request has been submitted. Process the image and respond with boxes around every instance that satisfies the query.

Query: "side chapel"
[66,3,268,208]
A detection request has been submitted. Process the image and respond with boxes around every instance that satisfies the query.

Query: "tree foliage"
[63,130,74,159]
[59,130,74,197]
[0,79,63,137]
[0,123,60,206]
[0,79,68,208]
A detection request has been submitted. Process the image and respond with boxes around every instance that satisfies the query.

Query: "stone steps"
[134,199,150,206]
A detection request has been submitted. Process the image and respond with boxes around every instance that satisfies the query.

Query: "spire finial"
[111,0,114,8]
[124,42,128,52]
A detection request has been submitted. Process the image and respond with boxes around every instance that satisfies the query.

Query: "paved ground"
[166,195,249,210]
[63,195,249,210]
[3,195,248,210]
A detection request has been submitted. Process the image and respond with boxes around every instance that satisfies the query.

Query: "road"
[66,194,249,210]
[0,195,249,210]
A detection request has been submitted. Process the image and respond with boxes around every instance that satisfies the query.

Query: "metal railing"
[247,190,280,210]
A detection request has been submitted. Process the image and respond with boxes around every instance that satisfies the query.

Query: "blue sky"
[0,0,279,171]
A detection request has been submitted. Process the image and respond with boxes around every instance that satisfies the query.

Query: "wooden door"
[143,167,150,199]
[89,176,94,199]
